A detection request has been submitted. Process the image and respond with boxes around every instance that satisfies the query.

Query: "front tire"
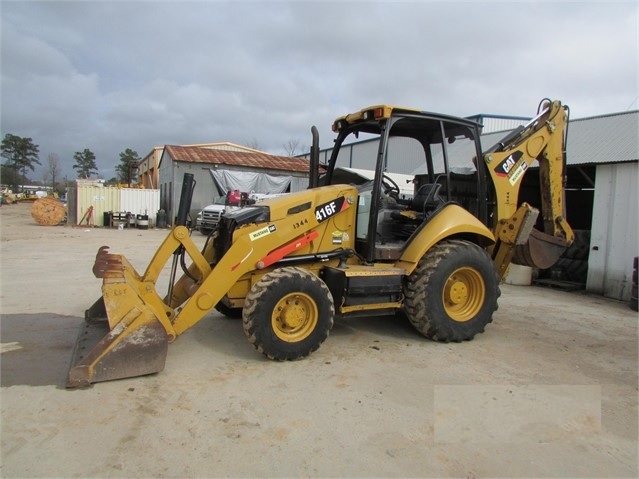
[243,267,334,360]
[403,239,500,342]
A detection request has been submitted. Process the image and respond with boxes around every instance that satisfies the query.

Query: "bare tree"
[47,153,60,191]
[283,138,301,157]
[245,138,260,150]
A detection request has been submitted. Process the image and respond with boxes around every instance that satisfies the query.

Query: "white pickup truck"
[196,197,226,235]
[196,192,284,235]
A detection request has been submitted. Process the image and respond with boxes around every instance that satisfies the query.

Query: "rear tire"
[403,239,500,342]
[243,267,334,360]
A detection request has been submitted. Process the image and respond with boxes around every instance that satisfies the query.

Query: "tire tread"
[404,240,500,342]
[243,267,334,360]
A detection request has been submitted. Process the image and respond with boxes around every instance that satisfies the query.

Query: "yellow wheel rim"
[442,267,485,322]
[272,292,318,342]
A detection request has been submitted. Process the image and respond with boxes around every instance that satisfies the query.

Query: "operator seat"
[410,182,443,214]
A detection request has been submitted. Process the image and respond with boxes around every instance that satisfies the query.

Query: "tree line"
[0,133,141,193]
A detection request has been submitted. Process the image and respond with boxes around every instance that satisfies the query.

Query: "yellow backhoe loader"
[67,98,573,387]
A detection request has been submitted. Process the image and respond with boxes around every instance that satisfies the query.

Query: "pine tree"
[1,133,41,192]
[72,149,98,179]
[116,148,141,185]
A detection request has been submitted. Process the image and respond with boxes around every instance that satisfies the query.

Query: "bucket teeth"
[92,246,125,278]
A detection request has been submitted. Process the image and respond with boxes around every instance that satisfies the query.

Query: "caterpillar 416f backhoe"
[67,98,573,387]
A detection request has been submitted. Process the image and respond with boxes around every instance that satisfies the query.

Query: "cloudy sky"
[1,0,637,182]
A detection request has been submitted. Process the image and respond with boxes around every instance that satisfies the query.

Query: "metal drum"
[136,214,149,230]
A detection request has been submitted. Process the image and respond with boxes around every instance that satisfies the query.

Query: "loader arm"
[68,227,212,387]
[483,99,574,277]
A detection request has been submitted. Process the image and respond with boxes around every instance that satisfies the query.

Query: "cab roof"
[332,104,481,133]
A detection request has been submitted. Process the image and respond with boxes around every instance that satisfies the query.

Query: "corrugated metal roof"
[564,110,638,165]
[466,114,531,134]
[163,145,310,172]
[183,142,265,153]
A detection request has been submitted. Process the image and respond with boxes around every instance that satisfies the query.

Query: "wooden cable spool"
[31,197,67,226]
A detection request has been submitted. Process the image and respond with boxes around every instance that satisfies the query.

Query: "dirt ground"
[0,201,637,478]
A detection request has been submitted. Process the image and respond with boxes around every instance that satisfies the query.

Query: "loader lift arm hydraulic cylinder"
[168,173,196,303]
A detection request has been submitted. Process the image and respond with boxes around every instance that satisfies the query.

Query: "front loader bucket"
[67,296,168,388]
[67,249,171,388]
[513,227,570,270]
[67,299,168,388]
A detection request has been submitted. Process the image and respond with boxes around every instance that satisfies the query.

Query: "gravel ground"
[1,201,637,478]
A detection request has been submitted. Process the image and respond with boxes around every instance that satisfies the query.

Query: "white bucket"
[505,264,533,285]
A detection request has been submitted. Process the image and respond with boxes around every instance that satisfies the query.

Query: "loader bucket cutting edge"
[513,227,569,270]
[66,298,169,388]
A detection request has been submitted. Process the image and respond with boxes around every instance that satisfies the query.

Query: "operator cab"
[321,105,489,262]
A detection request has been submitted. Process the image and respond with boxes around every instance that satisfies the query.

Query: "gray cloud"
[1,0,637,182]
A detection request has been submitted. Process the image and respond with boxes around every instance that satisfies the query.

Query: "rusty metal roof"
[163,145,310,172]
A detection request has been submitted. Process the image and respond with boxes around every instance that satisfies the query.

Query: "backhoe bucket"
[67,249,170,388]
[513,227,569,270]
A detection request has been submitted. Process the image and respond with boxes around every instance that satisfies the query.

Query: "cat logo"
[494,150,524,177]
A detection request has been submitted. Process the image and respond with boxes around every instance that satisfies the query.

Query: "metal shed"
[568,112,639,301]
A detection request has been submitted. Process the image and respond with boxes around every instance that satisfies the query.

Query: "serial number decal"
[249,224,277,241]
[314,197,346,223]
[494,150,524,177]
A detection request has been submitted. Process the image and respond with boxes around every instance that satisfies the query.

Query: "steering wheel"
[382,173,400,198]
